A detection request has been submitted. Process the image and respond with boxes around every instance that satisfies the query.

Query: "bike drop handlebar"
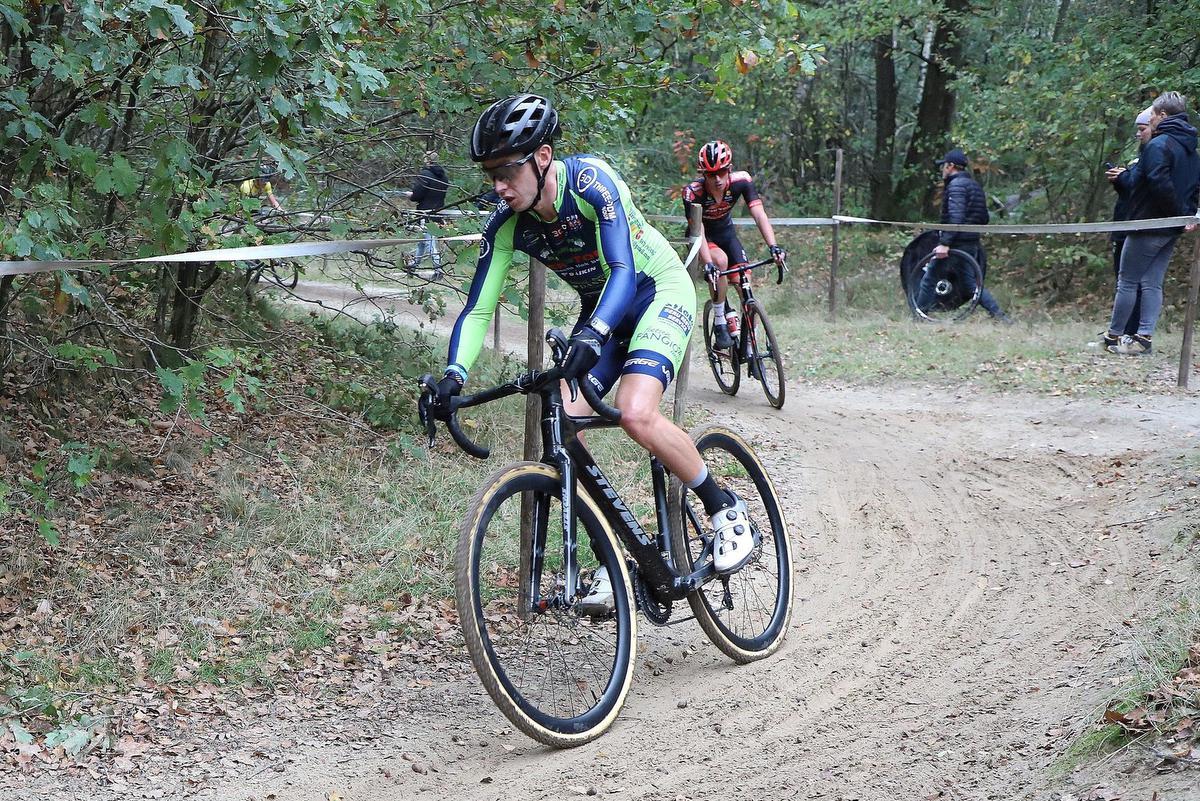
[418,329,622,460]
[705,256,788,286]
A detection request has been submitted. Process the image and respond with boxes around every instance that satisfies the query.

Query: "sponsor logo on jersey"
[478,237,491,260]
[657,303,693,333]
[576,166,598,194]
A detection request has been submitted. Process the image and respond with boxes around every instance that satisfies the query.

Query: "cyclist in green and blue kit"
[426,94,757,599]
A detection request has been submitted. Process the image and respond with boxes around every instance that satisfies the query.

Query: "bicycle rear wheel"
[669,426,793,663]
[456,462,636,747]
[906,248,984,322]
[702,299,740,396]
[745,303,785,409]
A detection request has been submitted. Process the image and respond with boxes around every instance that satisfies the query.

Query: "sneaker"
[1113,334,1152,355]
[747,359,762,381]
[712,324,734,350]
[993,312,1016,326]
[576,566,614,617]
[1090,332,1119,351]
[710,492,755,575]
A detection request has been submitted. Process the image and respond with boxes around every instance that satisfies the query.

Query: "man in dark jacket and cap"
[409,150,451,275]
[1103,91,1200,355]
[915,148,1011,322]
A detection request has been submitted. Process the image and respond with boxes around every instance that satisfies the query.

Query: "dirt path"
[12,288,1200,800]
[252,380,1196,801]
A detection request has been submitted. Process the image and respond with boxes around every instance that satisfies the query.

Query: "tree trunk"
[870,32,898,219]
[160,11,225,351]
[896,0,971,216]
[1052,0,1072,42]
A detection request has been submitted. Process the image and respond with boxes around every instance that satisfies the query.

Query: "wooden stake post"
[828,148,844,318]
[674,203,704,425]
[1179,238,1200,389]
[519,257,546,615]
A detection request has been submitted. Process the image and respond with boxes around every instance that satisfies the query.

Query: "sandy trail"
[213,375,1199,801]
[12,281,1200,800]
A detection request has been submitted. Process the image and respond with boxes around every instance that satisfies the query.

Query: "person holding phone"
[1098,106,1154,348]
[1101,92,1200,356]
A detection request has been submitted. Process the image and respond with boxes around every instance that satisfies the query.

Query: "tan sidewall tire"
[669,426,793,663]
[454,461,637,747]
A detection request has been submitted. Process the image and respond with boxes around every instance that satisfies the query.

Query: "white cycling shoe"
[711,493,755,574]
[576,566,615,616]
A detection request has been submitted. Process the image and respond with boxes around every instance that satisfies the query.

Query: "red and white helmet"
[697,140,733,173]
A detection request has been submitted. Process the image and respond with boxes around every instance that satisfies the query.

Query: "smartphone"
[1104,161,1117,170]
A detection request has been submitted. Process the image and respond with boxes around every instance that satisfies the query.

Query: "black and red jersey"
[682,171,762,236]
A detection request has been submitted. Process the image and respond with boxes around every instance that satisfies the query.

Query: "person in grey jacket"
[1102,92,1200,355]
[915,148,1011,322]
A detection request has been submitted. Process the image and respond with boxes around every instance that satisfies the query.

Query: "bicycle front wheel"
[669,426,793,663]
[270,260,300,289]
[746,303,786,409]
[455,462,637,747]
[702,299,740,396]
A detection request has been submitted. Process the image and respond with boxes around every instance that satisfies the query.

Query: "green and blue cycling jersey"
[447,155,695,393]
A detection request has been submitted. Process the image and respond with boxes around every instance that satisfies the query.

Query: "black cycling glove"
[562,325,605,383]
[432,371,463,421]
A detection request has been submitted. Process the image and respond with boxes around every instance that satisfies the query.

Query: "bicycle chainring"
[631,562,672,626]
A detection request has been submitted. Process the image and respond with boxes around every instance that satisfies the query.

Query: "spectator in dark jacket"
[409,151,451,274]
[1103,91,1200,355]
[915,148,1011,322]
[1104,106,1155,339]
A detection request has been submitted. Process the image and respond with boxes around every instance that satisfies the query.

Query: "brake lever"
[546,328,569,366]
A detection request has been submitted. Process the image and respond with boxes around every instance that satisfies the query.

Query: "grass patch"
[1055,724,1131,775]
[1058,583,1200,775]
[746,226,1196,397]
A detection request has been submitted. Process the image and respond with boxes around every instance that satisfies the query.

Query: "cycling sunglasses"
[703,167,731,178]
[482,152,536,183]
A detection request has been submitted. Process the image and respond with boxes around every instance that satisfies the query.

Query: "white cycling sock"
[713,302,726,322]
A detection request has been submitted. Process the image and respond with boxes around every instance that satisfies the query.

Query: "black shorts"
[704,226,748,269]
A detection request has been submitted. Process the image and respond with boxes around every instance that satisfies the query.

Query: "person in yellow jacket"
[239,163,283,212]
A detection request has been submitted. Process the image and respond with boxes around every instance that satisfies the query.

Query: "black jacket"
[938,170,989,246]
[411,164,450,212]
[1109,150,1142,245]
[1115,113,1200,234]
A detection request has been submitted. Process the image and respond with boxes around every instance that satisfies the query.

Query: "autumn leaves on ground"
[2,285,1200,799]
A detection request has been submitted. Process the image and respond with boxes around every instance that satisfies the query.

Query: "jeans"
[1110,240,1141,336]
[1108,232,1178,337]
[412,224,441,269]
[915,242,1004,317]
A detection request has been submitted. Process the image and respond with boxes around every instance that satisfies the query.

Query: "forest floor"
[4,278,1200,800]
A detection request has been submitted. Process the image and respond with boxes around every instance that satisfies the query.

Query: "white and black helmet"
[469,94,560,162]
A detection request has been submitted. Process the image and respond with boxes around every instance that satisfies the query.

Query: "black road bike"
[702,257,788,409]
[418,330,793,747]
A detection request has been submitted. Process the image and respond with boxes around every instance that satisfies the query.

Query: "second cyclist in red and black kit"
[683,140,785,349]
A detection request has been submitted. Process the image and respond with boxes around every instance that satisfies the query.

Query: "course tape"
[649,214,836,227]
[833,213,1200,234]
[4,211,1197,279]
[0,234,482,278]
